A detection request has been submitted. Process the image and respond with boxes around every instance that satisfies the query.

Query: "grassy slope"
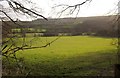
[3,36,117,76]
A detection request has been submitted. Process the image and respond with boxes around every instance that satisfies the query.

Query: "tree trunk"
[115,64,120,78]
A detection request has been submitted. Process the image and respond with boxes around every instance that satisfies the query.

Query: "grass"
[3,36,117,76]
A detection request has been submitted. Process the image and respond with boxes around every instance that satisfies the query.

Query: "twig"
[11,1,48,20]
[0,10,21,27]
[55,0,92,17]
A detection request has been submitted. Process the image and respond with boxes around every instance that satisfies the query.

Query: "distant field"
[3,36,117,76]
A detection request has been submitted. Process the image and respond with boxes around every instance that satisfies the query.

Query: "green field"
[3,36,117,76]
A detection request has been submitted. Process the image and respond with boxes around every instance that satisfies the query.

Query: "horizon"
[24,15,118,21]
[1,14,117,22]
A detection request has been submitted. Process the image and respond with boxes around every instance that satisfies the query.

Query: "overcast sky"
[0,0,119,20]
[32,0,118,18]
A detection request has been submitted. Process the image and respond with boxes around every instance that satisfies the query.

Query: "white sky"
[31,0,118,18]
[0,0,119,20]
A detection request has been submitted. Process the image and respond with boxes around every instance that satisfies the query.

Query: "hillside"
[2,15,118,37]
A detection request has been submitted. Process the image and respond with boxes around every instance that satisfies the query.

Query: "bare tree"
[2,0,119,76]
[0,0,62,75]
[1,0,92,58]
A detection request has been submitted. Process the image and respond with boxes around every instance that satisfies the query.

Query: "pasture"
[3,36,117,76]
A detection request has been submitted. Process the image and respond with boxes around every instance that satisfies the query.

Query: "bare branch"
[0,10,22,27]
[10,0,48,20]
[2,35,62,56]
[54,0,92,17]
